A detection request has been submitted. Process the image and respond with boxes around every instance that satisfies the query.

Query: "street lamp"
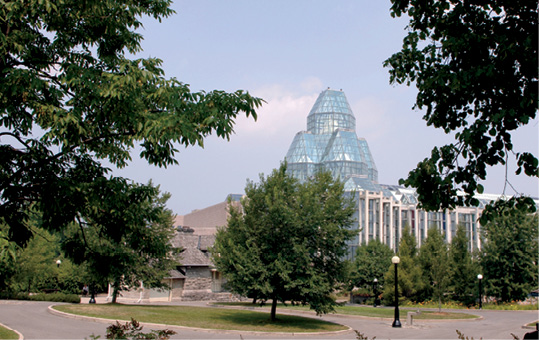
[89,284,96,304]
[373,278,378,307]
[392,256,401,328]
[477,274,483,309]
[56,259,61,267]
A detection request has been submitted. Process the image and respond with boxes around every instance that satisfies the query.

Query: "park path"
[0,298,537,339]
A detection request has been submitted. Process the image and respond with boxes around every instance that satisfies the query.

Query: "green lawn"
[0,324,18,340]
[53,304,348,333]
[216,302,479,319]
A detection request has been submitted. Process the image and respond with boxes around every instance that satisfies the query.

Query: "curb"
[0,321,24,340]
[47,304,353,336]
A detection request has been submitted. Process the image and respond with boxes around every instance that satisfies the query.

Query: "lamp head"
[391,256,400,264]
[477,274,483,280]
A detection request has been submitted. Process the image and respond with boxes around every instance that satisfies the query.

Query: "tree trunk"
[270,298,278,322]
[112,279,120,304]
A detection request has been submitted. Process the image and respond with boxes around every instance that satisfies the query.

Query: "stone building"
[109,230,237,303]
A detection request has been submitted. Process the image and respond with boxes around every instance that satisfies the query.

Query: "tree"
[212,164,355,321]
[383,225,423,305]
[384,0,538,219]
[61,181,178,303]
[418,227,450,310]
[0,227,17,293]
[0,0,262,247]
[349,239,392,291]
[449,224,478,305]
[480,202,538,302]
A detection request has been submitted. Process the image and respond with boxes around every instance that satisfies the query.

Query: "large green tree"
[0,0,262,247]
[212,164,355,321]
[349,239,392,291]
[480,201,538,302]
[385,0,538,218]
[62,181,177,303]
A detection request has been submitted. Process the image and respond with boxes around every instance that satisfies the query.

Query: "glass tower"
[285,89,378,188]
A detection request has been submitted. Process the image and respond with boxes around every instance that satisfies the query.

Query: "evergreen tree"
[449,224,478,305]
[212,163,355,321]
[383,225,423,305]
[418,227,450,310]
[480,202,538,302]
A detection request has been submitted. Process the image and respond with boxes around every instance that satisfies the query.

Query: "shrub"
[0,291,80,303]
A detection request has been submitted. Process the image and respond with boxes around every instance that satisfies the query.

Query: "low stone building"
[109,230,238,303]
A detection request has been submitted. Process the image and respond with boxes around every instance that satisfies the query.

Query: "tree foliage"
[449,224,478,305]
[61,181,177,303]
[480,203,538,302]
[0,0,262,247]
[383,225,423,305]
[385,0,538,218]
[349,239,392,290]
[212,163,355,321]
[418,227,450,310]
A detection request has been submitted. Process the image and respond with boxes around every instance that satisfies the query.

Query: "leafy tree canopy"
[0,0,262,246]
[385,0,538,219]
[349,239,392,290]
[212,163,355,321]
[62,181,178,303]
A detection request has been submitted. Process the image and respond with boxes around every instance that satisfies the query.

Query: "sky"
[112,0,539,216]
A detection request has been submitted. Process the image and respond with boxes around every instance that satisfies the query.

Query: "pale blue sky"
[113,0,539,215]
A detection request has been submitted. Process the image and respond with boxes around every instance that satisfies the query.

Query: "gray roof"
[171,233,216,267]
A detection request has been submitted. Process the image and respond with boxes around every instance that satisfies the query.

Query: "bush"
[88,319,176,340]
[0,291,80,303]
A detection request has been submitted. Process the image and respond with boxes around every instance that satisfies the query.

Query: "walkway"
[0,297,536,339]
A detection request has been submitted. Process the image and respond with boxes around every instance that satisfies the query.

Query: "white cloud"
[233,82,321,138]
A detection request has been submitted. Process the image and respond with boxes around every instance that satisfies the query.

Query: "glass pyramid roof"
[285,89,378,188]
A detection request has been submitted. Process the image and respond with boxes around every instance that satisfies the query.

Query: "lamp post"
[392,256,401,328]
[477,274,483,310]
[373,278,378,307]
[89,284,96,304]
[56,259,61,268]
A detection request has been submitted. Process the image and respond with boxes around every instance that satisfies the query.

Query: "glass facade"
[285,89,378,185]
[280,88,538,257]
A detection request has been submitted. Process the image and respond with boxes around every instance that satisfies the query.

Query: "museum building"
[177,88,519,258]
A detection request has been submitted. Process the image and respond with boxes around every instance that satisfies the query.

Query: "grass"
[0,324,18,340]
[53,304,347,333]
[214,302,478,319]
[403,300,538,311]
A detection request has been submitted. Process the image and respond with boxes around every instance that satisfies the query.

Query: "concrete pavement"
[0,297,537,340]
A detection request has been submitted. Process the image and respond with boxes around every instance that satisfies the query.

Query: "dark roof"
[164,269,186,279]
[171,233,216,267]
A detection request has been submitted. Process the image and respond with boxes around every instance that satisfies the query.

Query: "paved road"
[0,299,537,340]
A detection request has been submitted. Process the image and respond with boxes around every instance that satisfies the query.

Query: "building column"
[364,191,369,244]
[445,210,452,243]
[388,199,395,249]
[378,193,383,242]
